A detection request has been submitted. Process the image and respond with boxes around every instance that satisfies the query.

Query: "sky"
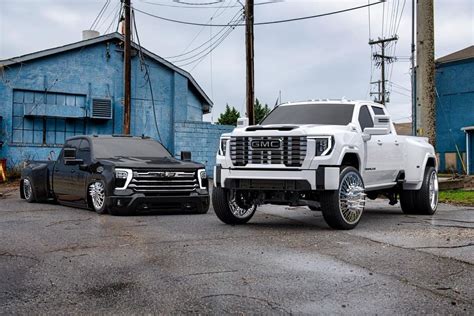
[1,0,473,123]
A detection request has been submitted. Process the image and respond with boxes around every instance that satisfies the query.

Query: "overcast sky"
[1,0,473,123]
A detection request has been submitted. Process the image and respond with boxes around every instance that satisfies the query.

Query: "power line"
[131,9,163,142]
[139,0,279,9]
[90,0,111,30]
[131,1,384,27]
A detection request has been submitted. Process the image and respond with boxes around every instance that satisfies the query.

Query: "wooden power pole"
[123,0,132,134]
[415,0,436,147]
[369,36,398,105]
[245,0,255,125]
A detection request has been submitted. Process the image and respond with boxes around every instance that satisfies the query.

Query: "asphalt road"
[0,190,473,314]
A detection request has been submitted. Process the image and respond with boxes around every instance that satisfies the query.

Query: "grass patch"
[439,190,474,206]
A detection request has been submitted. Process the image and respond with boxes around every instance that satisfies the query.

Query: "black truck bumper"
[107,193,210,213]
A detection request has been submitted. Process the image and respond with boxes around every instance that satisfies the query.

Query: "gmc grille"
[230,136,307,167]
[128,171,198,196]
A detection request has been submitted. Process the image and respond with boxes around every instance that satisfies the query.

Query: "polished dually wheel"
[228,190,257,219]
[429,170,439,211]
[339,171,366,225]
[89,182,106,211]
[23,178,33,201]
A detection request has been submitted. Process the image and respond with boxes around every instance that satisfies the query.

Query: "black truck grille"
[128,171,198,195]
[230,136,307,167]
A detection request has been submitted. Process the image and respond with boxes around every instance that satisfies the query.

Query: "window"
[65,139,81,149]
[358,105,374,131]
[12,90,86,145]
[372,106,385,115]
[261,103,355,125]
[77,139,91,163]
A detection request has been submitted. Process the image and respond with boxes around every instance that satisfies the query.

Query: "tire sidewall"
[212,187,256,225]
[337,167,366,227]
[23,177,36,203]
[421,166,438,214]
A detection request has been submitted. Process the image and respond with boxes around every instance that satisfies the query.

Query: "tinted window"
[77,140,91,163]
[92,138,171,159]
[261,103,355,125]
[65,139,81,149]
[372,106,385,115]
[358,105,374,130]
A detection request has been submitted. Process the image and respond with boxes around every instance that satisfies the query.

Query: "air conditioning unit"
[91,98,112,119]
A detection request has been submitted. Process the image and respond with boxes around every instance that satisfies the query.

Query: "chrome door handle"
[377,140,382,146]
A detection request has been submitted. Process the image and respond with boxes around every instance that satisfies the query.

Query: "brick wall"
[174,121,234,177]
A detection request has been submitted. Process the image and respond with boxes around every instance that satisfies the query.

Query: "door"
[359,105,383,186]
[71,139,91,204]
[53,139,81,202]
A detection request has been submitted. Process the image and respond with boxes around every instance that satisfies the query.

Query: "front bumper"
[214,165,340,191]
[107,193,210,213]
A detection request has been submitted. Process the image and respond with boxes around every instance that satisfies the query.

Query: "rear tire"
[320,167,366,230]
[212,187,256,225]
[400,166,438,215]
[195,197,210,214]
[22,177,36,203]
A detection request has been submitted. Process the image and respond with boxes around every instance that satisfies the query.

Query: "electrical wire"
[90,0,111,30]
[131,1,384,27]
[131,9,163,143]
[166,7,242,59]
[103,1,122,34]
[139,0,280,9]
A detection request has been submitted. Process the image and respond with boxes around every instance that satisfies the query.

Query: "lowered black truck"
[20,135,209,215]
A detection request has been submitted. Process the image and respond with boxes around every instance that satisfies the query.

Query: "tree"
[254,98,271,124]
[217,104,240,126]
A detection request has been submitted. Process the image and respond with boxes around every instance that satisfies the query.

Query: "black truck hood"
[99,156,205,170]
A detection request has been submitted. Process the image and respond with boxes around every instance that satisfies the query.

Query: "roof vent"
[91,98,112,119]
[82,30,100,40]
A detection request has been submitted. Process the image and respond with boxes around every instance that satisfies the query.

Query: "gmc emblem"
[251,139,282,150]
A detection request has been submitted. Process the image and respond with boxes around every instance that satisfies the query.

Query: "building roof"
[436,45,474,64]
[0,32,212,108]
[394,122,413,135]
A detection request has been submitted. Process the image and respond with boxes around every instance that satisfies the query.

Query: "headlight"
[197,168,208,189]
[311,136,334,156]
[115,168,132,190]
[219,138,229,156]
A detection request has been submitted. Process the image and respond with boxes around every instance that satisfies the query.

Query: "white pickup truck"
[213,100,438,230]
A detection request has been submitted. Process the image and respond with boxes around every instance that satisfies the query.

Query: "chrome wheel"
[23,179,32,200]
[429,170,438,210]
[339,171,366,225]
[228,190,256,219]
[89,182,105,211]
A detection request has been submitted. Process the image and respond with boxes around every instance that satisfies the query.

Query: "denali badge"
[251,139,282,150]
[155,172,176,178]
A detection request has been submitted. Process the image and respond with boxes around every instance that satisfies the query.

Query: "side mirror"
[373,114,391,129]
[63,147,77,160]
[181,151,192,161]
[363,127,390,137]
[79,164,89,171]
[237,118,249,127]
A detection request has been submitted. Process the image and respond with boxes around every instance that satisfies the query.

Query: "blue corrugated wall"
[435,58,474,174]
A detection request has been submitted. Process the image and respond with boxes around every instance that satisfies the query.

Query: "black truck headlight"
[115,168,132,190]
[219,138,229,156]
[197,169,208,189]
[312,136,334,156]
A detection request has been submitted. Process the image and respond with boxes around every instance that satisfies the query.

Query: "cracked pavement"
[0,191,473,314]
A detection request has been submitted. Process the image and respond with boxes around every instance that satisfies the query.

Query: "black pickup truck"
[20,135,209,215]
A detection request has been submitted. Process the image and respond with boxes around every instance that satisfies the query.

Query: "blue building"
[0,33,232,175]
[435,46,474,175]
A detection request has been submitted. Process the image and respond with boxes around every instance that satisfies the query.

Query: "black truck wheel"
[22,177,36,203]
[195,197,210,214]
[320,167,366,230]
[88,181,108,214]
[212,187,256,225]
[400,166,438,215]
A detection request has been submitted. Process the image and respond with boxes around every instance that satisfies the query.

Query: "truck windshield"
[92,138,171,159]
[261,103,355,125]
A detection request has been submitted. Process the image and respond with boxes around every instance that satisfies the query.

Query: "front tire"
[88,181,108,214]
[320,167,366,230]
[22,177,36,203]
[212,187,257,225]
[400,166,438,215]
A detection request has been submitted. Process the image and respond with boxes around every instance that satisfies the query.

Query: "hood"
[98,156,205,170]
[229,124,353,137]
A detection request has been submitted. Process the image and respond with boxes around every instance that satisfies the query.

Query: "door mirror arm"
[362,133,371,142]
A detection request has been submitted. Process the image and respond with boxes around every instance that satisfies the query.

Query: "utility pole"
[369,36,398,105]
[123,0,132,135]
[416,0,436,147]
[245,0,255,125]
[411,0,416,136]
